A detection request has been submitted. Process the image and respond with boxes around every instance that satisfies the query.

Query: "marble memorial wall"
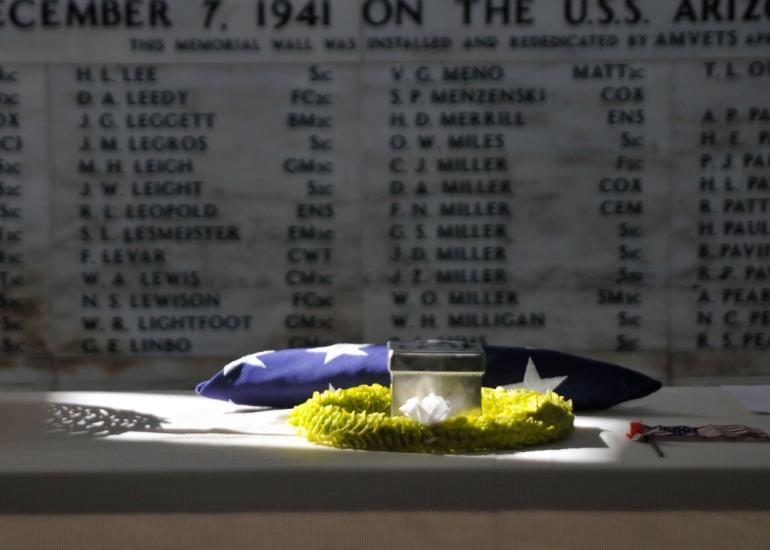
[0,0,769,387]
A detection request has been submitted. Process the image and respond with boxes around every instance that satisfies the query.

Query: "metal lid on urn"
[387,339,486,373]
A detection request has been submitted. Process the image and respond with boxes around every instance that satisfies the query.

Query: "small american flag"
[696,424,770,440]
[628,421,770,441]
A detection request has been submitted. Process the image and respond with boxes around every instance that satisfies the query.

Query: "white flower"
[399,393,451,425]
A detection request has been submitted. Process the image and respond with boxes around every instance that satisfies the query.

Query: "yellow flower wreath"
[289,384,574,453]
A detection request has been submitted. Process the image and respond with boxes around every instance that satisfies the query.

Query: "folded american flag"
[628,421,770,441]
[196,343,662,411]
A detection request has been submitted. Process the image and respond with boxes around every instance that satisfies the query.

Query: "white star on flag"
[501,357,567,393]
[223,350,274,375]
[307,343,371,365]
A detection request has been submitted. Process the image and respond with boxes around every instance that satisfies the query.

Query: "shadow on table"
[532,426,606,451]
[44,402,283,438]
[451,426,607,457]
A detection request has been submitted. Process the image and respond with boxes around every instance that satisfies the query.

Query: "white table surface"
[2,387,769,513]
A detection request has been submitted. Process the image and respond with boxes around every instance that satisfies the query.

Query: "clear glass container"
[388,340,486,418]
